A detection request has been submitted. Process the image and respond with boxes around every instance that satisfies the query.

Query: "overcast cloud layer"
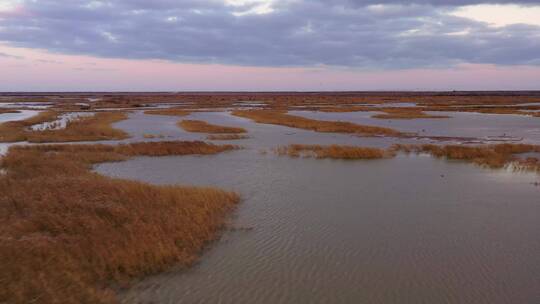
[1,0,539,69]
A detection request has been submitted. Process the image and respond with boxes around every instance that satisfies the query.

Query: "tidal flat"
[1,92,539,304]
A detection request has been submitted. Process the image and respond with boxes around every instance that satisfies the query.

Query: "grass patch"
[372,108,449,119]
[143,134,166,139]
[179,120,247,134]
[275,144,393,159]
[319,105,540,118]
[0,109,20,114]
[393,143,540,171]
[232,110,401,136]
[144,108,191,116]
[207,134,249,140]
[0,111,59,142]
[0,111,129,143]
[0,141,239,304]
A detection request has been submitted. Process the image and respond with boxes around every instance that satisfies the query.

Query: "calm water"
[290,111,540,144]
[94,111,540,304]
[0,110,39,123]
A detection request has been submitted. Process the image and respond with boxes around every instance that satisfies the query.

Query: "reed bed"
[0,111,128,143]
[275,144,393,159]
[393,143,540,171]
[318,105,539,118]
[27,112,129,143]
[320,106,449,119]
[0,141,240,304]
[144,108,191,116]
[4,92,540,111]
[371,108,449,119]
[207,134,249,140]
[143,134,166,139]
[179,120,247,134]
[0,109,20,114]
[232,110,401,136]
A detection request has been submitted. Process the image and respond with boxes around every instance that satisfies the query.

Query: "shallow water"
[0,110,40,123]
[96,151,540,304]
[110,111,405,148]
[290,110,540,144]
[90,110,540,304]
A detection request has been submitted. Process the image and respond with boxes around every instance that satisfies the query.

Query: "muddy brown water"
[93,111,540,304]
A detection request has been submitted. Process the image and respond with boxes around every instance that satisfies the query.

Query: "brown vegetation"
[393,143,540,170]
[0,111,59,142]
[179,120,247,134]
[143,134,166,139]
[232,110,402,136]
[4,92,540,111]
[0,141,240,304]
[0,111,128,143]
[144,108,191,116]
[207,134,249,140]
[0,109,20,114]
[319,104,540,118]
[371,108,450,119]
[275,144,392,159]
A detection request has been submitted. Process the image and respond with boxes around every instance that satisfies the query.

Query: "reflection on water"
[96,150,540,304]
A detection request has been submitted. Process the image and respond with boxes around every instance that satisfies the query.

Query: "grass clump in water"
[393,143,540,171]
[179,120,247,134]
[232,110,401,136]
[144,108,191,116]
[372,108,449,119]
[0,141,239,304]
[207,134,249,140]
[275,144,393,159]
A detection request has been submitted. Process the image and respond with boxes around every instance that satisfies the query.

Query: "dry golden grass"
[321,104,540,118]
[143,134,165,139]
[0,111,128,143]
[179,120,247,134]
[232,110,401,136]
[320,106,449,119]
[144,108,191,116]
[207,134,249,140]
[371,108,449,119]
[0,111,59,142]
[5,92,540,111]
[0,141,239,304]
[275,144,392,159]
[393,143,540,170]
[422,106,529,116]
[28,112,129,143]
[0,109,20,114]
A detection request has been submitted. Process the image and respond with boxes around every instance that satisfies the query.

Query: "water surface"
[97,149,540,304]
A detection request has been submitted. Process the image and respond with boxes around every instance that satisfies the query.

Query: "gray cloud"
[329,0,540,5]
[0,0,539,69]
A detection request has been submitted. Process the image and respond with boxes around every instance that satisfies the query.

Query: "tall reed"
[0,141,240,304]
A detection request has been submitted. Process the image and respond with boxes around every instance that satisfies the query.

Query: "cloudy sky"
[1,0,539,91]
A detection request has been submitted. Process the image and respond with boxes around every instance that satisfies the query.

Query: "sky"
[0,0,539,91]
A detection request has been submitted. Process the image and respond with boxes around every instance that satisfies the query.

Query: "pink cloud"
[1,44,539,91]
